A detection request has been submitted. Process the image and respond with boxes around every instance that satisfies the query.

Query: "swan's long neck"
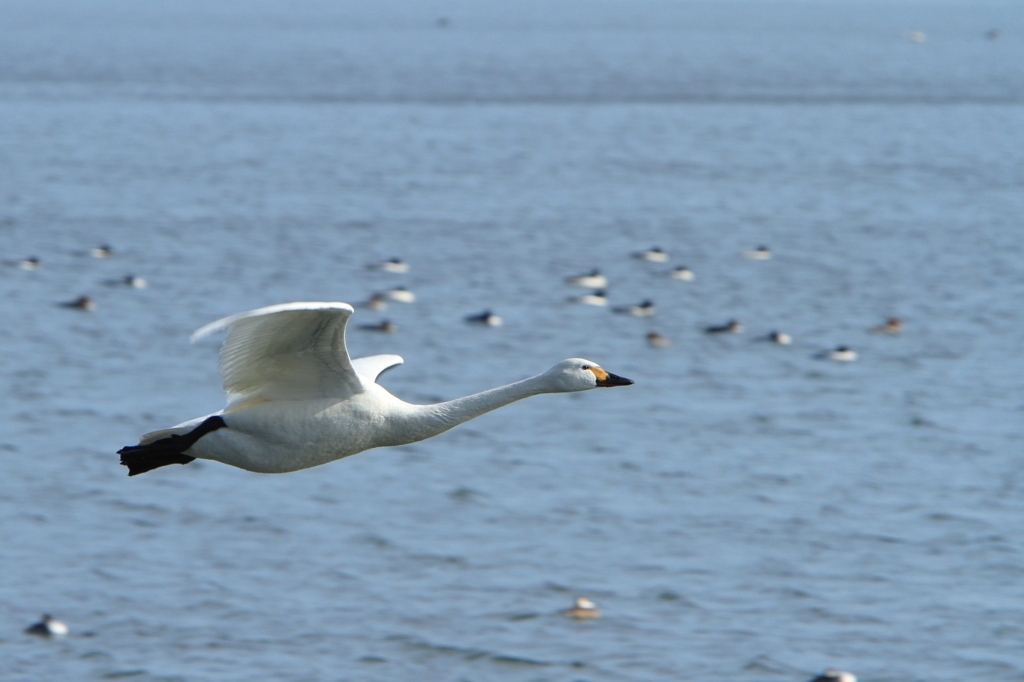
[402,374,552,442]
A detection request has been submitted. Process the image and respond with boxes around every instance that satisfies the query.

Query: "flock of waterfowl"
[8,244,148,313]
[354,248,901,364]
[13,245,901,363]
[583,244,900,358]
[16,245,860,680]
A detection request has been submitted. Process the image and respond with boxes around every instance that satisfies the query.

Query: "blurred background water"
[2,1,1023,680]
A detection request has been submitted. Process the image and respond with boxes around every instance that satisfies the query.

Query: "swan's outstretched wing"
[351,354,404,383]
[191,302,363,402]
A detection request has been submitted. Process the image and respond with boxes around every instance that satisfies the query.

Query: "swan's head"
[543,358,634,392]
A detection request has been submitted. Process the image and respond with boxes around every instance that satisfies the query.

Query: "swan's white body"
[125,302,632,475]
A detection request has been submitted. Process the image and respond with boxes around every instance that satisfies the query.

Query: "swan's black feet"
[118,416,227,476]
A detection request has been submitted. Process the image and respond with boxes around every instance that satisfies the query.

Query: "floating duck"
[15,257,41,270]
[808,670,856,682]
[91,244,114,258]
[565,269,607,288]
[706,319,743,334]
[742,245,772,260]
[465,310,503,326]
[569,290,608,307]
[768,331,792,345]
[562,597,601,620]
[614,300,656,316]
[634,247,668,262]
[359,320,397,333]
[25,614,68,637]
[385,287,415,303]
[669,266,694,281]
[869,317,902,334]
[646,331,672,348]
[117,302,634,475]
[361,293,388,311]
[369,258,409,274]
[825,346,857,362]
[121,275,147,289]
[62,295,97,311]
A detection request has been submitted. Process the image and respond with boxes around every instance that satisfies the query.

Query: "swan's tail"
[118,416,227,476]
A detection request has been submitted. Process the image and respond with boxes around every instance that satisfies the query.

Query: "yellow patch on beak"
[587,367,609,381]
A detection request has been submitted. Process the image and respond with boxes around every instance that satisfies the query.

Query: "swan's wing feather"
[139,412,222,445]
[351,354,404,383]
[191,302,363,401]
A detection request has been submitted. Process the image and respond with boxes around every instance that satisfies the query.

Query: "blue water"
[2,2,1024,681]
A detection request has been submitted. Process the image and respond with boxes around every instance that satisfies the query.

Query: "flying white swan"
[118,302,633,476]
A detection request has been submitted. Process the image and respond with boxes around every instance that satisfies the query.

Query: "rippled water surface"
[2,2,1024,681]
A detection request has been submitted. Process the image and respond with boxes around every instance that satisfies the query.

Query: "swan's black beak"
[596,372,634,387]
